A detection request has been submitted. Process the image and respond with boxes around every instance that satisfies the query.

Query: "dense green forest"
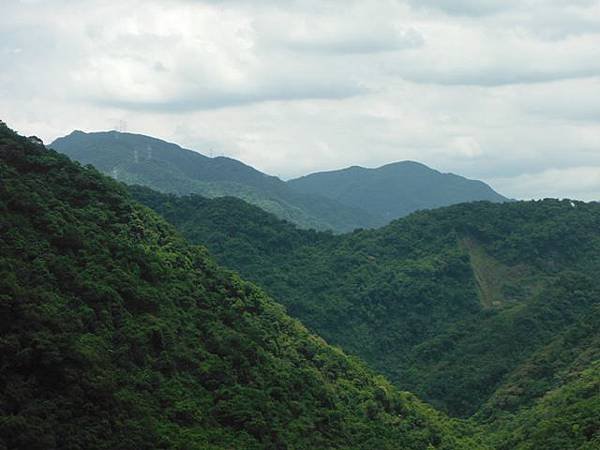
[288,161,507,225]
[0,123,489,449]
[50,130,378,232]
[131,186,600,449]
[1,120,597,449]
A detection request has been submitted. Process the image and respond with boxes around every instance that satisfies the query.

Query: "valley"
[0,121,597,449]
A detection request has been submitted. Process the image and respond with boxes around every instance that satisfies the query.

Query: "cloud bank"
[1,0,600,200]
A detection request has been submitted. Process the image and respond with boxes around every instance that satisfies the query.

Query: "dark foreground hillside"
[0,123,482,449]
[132,187,600,450]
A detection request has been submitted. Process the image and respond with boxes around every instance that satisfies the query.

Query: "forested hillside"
[131,186,600,449]
[3,120,596,449]
[288,161,507,226]
[50,130,377,232]
[0,123,483,449]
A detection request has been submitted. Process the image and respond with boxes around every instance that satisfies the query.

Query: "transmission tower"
[116,120,128,133]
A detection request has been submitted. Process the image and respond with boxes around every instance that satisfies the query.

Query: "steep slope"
[480,306,600,449]
[288,161,508,226]
[50,130,376,232]
[131,187,599,449]
[0,123,484,449]
[486,359,600,450]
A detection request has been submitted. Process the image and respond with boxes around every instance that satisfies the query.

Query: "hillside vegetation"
[3,120,595,449]
[0,123,484,449]
[131,186,600,449]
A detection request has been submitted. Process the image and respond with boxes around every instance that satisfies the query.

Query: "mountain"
[131,186,600,449]
[50,131,508,232]
[6,118,596,449]
[0,122,485,449]
[288,161,508,226]
[50,130,377,232]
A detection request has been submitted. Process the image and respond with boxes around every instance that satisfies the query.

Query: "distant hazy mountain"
[288,161,508,226]
[51,131,507,231]
[50,130,377,232]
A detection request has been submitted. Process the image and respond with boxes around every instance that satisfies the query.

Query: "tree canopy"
[131,186,600,449]
[0,122,484,449]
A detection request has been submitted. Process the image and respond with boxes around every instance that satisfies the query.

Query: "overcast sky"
[2,0,600,199]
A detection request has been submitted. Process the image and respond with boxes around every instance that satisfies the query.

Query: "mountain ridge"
[50,130,507,231]
[288,159,508,224]
[50,130,379,232]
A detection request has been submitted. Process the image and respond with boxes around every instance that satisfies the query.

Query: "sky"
[2,0,600,200]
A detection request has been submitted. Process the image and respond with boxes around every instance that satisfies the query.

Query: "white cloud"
[491,167,600,200]
[1,0,599,200]
[405,0,517,16]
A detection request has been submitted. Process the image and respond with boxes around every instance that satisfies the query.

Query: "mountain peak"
[288,160,507,224]
[50,130,378,232]
[51,129,508,231]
